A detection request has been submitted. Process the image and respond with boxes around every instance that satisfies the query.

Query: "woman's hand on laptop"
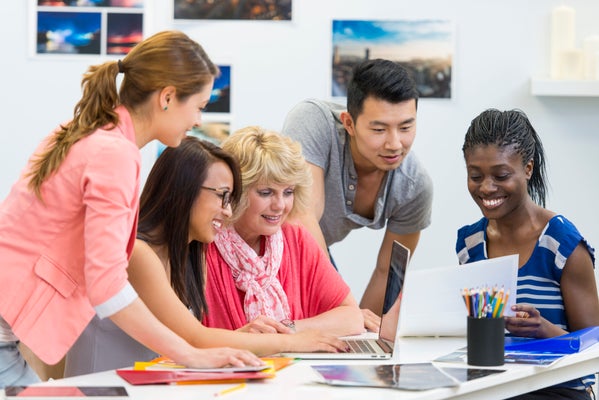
[361,309,381,332]
[286,330,351,353]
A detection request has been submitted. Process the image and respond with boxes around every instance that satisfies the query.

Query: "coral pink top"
[203,223,350,329]
[0,106,140,364]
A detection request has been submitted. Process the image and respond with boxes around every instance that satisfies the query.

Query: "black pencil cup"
[467,317,505,366]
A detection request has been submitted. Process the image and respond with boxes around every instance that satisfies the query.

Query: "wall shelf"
[530,78,599,97]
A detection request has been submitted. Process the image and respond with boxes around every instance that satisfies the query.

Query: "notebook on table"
[396,254,518,337]
[278,240,410,360]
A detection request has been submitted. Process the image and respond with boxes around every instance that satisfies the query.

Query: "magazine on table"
[311,362,504,391]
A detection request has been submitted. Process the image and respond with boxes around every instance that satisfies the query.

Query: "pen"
[492,288,504,318]
[478,290,485,318]
[214,382,246,397]
[462,286,509,318]
[461,288,471,316]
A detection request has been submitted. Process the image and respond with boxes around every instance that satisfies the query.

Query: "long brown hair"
[27,30,218,198]
[137,137,241,318]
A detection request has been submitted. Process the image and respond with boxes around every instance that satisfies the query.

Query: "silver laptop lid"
[378,240,410,344]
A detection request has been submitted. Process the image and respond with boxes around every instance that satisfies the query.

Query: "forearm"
[110,300,263,369]
[109,298,197,365]
[115,297,298,357]
[189,325,294,356]
[360,268,388,315]
[294,306,364,336]
[361,231,421,314]
[541,322,568,338]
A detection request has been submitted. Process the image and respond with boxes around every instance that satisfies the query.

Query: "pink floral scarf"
[214,226,291,322]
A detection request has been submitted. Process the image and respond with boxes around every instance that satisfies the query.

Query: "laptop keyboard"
[345,339,377,354]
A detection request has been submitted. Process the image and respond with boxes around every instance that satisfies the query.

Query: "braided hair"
[462,109,548,207]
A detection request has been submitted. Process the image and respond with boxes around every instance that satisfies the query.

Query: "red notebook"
[115,369,274,385]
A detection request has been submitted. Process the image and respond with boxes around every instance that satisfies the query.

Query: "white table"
[5,337,599,400]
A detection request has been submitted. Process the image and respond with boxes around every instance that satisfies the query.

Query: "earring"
[163,105,168,111]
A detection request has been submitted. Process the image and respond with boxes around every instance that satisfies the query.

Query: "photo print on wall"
[332,19,454,99]
[173,0,291,20]
[156,63,232,158]
[34,0,144,56]
[206,65,231,114]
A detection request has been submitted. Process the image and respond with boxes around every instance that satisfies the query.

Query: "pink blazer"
[0,106,140,364]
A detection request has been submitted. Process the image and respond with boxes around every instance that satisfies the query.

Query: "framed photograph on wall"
[32,0,145,57]
[332,19,454,99]
[198,64,232,145]
[106,12,143,55]
[206,65,231,114]
[155,63,232,158]
[36,10,102,55]
[173,0,291,20]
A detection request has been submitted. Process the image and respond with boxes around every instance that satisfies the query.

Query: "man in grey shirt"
[281,59,433,331]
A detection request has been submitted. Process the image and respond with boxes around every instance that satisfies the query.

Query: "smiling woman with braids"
[456,109,599,399]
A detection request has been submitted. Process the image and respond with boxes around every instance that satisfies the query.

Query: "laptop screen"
[378,240,410,343]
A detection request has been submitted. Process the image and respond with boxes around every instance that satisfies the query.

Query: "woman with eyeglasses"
[203,127,364,337]
[64,136,348,377]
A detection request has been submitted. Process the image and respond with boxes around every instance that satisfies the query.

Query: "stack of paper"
[116,357,294,385]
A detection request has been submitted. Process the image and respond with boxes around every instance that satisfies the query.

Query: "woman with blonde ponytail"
[0,30,261,388]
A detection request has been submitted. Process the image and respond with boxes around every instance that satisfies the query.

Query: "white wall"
[2,0,599,301]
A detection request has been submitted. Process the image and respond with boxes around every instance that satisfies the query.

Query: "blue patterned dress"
[456,215,596,391]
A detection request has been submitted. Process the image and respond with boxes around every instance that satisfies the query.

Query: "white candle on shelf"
[560,48,584,79]
[550,5,576,79]
[583,35,599,80]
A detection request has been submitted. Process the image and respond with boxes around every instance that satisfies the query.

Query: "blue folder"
[504,326,599,354]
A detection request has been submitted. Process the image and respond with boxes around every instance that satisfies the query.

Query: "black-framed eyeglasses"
[200,186,232,209]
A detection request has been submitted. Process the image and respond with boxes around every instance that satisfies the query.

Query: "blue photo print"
[37,11,101,54]
[206,65,231,114]
[332,19,453,99]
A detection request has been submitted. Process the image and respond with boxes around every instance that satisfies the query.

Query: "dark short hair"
[347,58,419,120]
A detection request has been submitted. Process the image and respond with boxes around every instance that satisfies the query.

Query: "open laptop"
[396,254,518,337]
[278,240,410,359]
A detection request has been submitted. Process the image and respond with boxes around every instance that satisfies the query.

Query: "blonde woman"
[204,127,364,337]
[65,137,349,377]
